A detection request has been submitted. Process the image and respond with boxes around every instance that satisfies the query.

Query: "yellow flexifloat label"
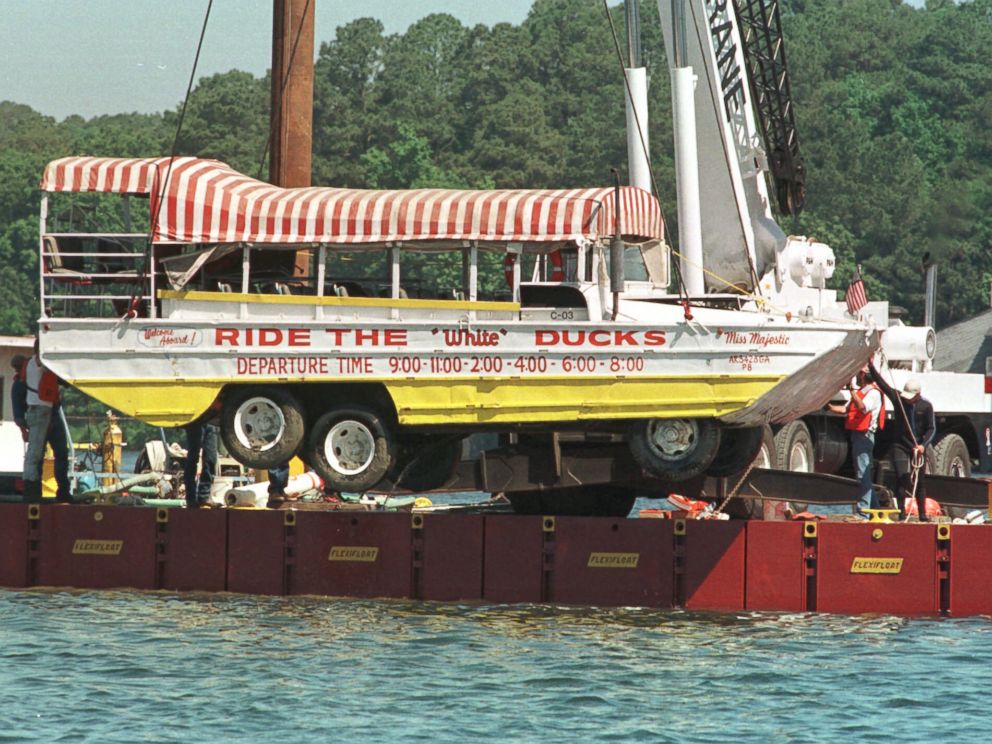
[72,539,124,555]
[850,557,903,574]
[587,552,640,568]
[328,546,379,562]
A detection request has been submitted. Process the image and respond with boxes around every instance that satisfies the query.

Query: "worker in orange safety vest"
[828,366,885,519]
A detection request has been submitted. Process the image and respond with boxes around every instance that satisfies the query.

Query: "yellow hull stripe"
[158,289,519,313]
[68,375,783,428]
[387,377,781,424]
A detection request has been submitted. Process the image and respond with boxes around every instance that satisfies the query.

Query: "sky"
[1,0,928,121]
[0,0,535,120]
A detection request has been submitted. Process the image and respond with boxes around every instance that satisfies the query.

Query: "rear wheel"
[220,387,305,469]
[774,420,814,513]
[933,434,971,478]
[754,425,776,469]
[933,434,971,519]
[774,420,814,472]
[705,426,766,477]
[307,405,394,492]
[629,418,721,481]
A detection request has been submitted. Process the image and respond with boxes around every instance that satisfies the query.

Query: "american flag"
[845,266,868,315]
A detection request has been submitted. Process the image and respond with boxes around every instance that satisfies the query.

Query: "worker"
[22,339,72,503]
[183,421,219,508]
[267,461,293,505]
[828,365,885,520]
[10,354,29,442]
[869,361,936,521]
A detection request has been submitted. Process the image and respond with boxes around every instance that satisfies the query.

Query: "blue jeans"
[184,423,218,506]
[23,404,70,500]
[852,430,877,513]
[48,407,71,500]
[268,463,290,495]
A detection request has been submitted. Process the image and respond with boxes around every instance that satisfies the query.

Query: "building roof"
[935,308,992,374]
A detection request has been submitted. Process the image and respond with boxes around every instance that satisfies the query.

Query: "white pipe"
[624,67,651,192]
[671,65,704,295]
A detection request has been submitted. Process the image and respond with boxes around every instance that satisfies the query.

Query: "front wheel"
[628,418,721,482]
[307,406,394,492]
[220,387,305,469]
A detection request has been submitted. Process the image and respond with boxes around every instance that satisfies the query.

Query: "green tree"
[170,70,270,175]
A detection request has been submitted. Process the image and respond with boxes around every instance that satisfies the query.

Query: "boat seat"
[42,235,91,284]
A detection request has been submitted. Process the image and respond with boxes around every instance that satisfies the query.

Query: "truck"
[33,1,882,513]
[672,0,992,488]
[771,295,992,485]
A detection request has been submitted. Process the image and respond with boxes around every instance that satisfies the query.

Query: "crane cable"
[120,0,215,324]
[602,2,789,319]
[876,351,927,520]
[150,0,214,243]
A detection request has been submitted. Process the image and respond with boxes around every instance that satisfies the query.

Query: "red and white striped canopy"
[41,156,663,245]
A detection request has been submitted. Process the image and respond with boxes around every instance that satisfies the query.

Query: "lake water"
[1,589,990,743]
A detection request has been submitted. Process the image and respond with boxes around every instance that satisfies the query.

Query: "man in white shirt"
[829,366,884,520]
[22,340,70,502]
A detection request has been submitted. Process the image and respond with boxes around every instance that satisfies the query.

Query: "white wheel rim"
[323,420,376,475]
[233,396,286,452]
[645,419,699,462]
[789,441,811,472]
[756,443,772,469]
[950,456,967,477]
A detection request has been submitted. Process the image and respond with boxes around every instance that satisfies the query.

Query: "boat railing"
[40,231,154,320]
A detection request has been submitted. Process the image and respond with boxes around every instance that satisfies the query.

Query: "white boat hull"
[40,293,875,429]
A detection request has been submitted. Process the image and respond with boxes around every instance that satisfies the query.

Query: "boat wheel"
[628,418,721,481]
[220,386,305,468]
[307,405,394,492]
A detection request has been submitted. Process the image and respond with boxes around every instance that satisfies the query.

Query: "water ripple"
[1,590,991,742]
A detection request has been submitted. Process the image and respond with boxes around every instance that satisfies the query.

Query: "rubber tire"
[220,387,305,469]
[773,420,814,472]
[389,435,462,492]
[754,425,776,470]
[705,426,766,477]
[933,434,971,478]
[628,418,722,482]
[933,434,971,520]
[774,420,815,513]
[308,405,393,493]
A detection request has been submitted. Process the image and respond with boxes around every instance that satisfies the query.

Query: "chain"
[709,456,761,518]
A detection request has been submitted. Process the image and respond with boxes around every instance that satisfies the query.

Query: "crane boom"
[734,0,806,216]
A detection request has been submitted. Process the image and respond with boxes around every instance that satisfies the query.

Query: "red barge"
[2,469,990,617]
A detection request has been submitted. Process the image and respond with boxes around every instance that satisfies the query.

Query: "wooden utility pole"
[270,0,315,277]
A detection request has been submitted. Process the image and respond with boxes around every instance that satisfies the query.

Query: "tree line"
[2,0,991,334]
